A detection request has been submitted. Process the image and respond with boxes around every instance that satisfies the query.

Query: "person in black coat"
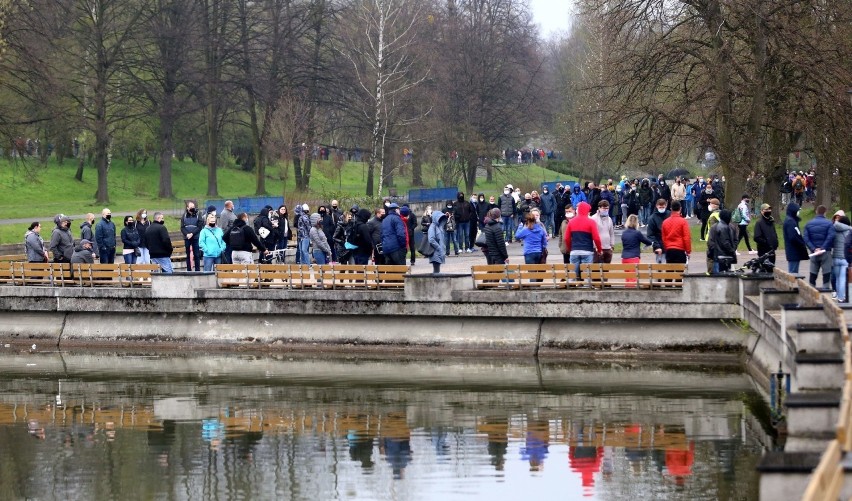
[709,210,737,273]
[783,202,809,274]
[753,203,779,264]
[483,208,508,265]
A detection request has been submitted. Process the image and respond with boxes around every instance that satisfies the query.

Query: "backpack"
[793,178,804,193]
[444,214,456,232]
[228,225,245,249]
[731,207,743,224]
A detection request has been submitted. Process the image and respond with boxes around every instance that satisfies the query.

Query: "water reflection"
[0,353,767,500]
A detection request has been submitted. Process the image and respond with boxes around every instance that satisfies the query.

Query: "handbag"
[475,231,487,247]
[417,234,435,257]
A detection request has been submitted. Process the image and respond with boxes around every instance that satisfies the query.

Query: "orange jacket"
[661,212,691,253]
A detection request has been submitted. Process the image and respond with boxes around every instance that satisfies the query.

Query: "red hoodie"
[565,202,602,253]
[661,211,691,253]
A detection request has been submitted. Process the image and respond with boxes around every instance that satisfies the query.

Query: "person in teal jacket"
[199,213,226,271]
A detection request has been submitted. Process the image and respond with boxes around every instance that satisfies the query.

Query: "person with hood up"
[70,239,95,265]
[381,203,408,265]
[295,204,311,265]
[351,209,375,265]
[499,186,517,243]
[565,201,602,280]
[753,203,779,265]
[224,212,268,265]
[483,208,508,265]
[24,222,48,263]
[120,215,141,264]
[199,213,225,271]
[570,184,587,209]
[803,205,835,288]
[427,209,448,274]
[309,212,332,264]
[708,209,737,273]
[80,213,99,259]
[452,192,473,252]
[49,214,75,263]
[539,186,557,237]
[782,202,809,274]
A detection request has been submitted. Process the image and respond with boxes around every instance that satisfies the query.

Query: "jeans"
[353,253,370,265]
[524,252,541,265]
[298,238,311,265]
[151,257,173,274]
[684,199,693,218]
[313,249,327,265]
[123,252,137,265]
[385,248,407,266]
[445,232,459,255]
[99,247,116,264]
[788,260,800,274]
[833,258,848,301]
[184,238,201,271]
[569,253,594,280]
[640,204,651,225]
[502,216,515,242]
[542,213,555,235]
[456,222,470,250]
[203,256,220,272]
[138,247,150,264]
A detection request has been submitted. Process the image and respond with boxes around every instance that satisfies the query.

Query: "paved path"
[0,209,184,225]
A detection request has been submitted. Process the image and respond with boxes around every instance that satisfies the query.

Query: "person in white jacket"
[590,200,615,263]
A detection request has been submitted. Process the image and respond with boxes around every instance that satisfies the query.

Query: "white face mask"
[709,205,717,211]
[657,208,666,213]
[504,190,510,195]
[599,212,608,217]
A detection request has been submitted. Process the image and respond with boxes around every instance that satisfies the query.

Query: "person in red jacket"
[661,200,691,264]
[565,201,602,280]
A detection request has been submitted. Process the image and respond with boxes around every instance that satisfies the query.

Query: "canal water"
[0,352,769,500]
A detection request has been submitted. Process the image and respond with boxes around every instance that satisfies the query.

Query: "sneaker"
[748,250,757,255]
[466,248,472,253]
[832,292,838,299]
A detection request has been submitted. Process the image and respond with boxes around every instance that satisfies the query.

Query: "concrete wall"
[0,273,748,355]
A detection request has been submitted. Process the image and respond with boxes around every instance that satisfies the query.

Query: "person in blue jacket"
[570,184,587,208]
[515,213,548,265]
[782,203,809,274]
[803,205,835,288]
[380,203,408,265]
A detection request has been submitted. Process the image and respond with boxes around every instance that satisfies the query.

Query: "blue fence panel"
[237,196,284,214]
[203,199,227,213]
[407,187,459,204]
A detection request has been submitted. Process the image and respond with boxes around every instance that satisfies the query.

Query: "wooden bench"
[120,264,161,287]
[802,439,843,501]
[0,262,14,285]
[216,264,260,288]
[0,254,27,263]
[471,263,686,290]
[15,262,74,286]
[649,263,686,289]
[171,242,187,265]
[215,264,409,290]
[374,265,409,289]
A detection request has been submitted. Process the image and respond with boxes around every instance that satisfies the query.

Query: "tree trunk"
[293,153,303,190]
[411,144,423,186]
[75,155,84,182]
[206,102,219,197]
[159,118,174,199]
[94,71,110,204]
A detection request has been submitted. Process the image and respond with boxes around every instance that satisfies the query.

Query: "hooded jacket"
[783,203,809,262]
[570,186,587,207]
[353,209,374,256]
[49,218,74,261]
[224,218,266,253]
[833,220,851,260]
[70,242,95,264]
[294,205,311,240]
[427,210,447,264]
[709,210,737,261]
[25,230,47,262]
[565,202,601,254]
[484,217,508,264]
[381,210,408,255]
[309,218,332,256]
[753,212,779,255]
[514,221,547,255]
[453,194,473,223]
[803,213,835,253]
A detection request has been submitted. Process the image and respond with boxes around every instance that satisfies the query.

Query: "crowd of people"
[18,170,851,302]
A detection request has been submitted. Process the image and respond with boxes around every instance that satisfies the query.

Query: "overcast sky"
[529,0,573,38]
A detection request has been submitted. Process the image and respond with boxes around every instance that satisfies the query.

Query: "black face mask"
[189,208,196,214]
[763,211,772,218]
[105,215,111,221]
[319,210,326,215]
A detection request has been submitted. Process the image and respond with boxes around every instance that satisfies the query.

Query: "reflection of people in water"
[665,441,695,487]
[27,419,45,440]
[568,422,602,496]
[379,412,412,479]
[345,413,376,469]
[623,424,648,475]
[430,426,450,457]
[480,416,509,471]
[520,419,549,471]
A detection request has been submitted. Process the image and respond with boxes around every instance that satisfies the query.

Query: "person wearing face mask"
[698,189,717,241]
[558,205,577,264]
[539,185,556,237]
[753,203,778,265]
[499,186,517,243]
[469,194,480,251]
[275,205,292,262]
[590,200,615,263]
[79,213,98,260]
[453,192,473,253]
[180,201,202,271]
[476,194,491,228]
[146,212,174,273]
[217,201,237,264]
[50,214,75,263]
[120,215,141,264]
[199,213,225,271]
[645,199,670,264]
[95,208,116,264]
[134,209,151,264]
[782,203,809,274]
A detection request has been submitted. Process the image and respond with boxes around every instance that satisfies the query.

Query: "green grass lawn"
[0,155,570,245]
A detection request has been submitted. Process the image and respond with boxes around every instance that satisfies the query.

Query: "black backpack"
[228,225,245,249]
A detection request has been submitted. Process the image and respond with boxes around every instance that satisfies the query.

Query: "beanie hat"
[400,206,410,216]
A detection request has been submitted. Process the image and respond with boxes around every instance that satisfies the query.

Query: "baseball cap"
[760,203,771,211]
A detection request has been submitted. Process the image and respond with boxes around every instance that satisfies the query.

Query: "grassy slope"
[0,156,570,245]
